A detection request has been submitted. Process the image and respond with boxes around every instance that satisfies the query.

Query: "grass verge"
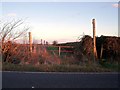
[2,62,119,72]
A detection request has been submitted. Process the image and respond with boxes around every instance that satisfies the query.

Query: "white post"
[58,46,61,56]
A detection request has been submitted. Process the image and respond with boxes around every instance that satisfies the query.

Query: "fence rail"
[46,45,74,56]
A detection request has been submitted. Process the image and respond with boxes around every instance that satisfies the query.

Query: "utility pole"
[92,19,97,61]
[29,32,32,53]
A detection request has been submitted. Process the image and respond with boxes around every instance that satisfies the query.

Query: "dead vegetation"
[0,19,119,72]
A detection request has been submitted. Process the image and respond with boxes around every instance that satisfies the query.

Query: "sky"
[1,1,119,44]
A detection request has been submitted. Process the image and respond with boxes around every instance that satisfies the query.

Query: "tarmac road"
[2,71,119,88]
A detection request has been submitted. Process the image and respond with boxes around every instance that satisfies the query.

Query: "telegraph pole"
[92,19,97,61]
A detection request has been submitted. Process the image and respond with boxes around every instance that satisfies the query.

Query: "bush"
[99,61,119,71]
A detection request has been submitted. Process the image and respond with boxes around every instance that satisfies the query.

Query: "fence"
[46,45,74,56]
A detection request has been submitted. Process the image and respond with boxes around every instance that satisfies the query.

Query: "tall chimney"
[29,32,32,53]
[92,19,97,60]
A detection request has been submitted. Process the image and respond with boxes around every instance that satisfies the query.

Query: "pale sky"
[1,1,119,44]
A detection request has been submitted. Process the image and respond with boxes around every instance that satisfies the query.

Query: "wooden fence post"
[92,19,98,61]
[58,46,61,56]
[29,32,32,53]
[100,44,103,60]
[41,39,42,45]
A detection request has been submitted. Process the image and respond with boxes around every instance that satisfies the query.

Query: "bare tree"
[0,19,29,62]
[0,19,29,44]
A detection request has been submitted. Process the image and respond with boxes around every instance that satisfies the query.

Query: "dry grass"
[2,62,117,72]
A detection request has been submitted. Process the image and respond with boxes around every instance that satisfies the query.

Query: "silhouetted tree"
[52,40,58,45]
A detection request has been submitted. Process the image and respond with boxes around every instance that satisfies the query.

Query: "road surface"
[2,71,119,88]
